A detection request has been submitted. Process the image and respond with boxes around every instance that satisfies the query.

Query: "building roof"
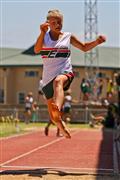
[0,46,120,69]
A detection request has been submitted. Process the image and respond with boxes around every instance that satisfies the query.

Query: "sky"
[0,0,120,49]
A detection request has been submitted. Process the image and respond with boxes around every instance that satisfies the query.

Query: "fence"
[0,105,107,123]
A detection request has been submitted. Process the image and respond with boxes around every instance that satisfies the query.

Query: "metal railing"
[0,106,107,123]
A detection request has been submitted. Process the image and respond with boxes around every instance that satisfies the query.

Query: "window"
[0,89,4,103]
[18,92,25,104]
[97,72,106,78]
[25,71,39,77]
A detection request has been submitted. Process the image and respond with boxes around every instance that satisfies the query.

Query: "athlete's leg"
[47,98,71,138]
[44,120,53,136]
[56,128,60,137]
[42,75,71,138]
[53,75,68,110]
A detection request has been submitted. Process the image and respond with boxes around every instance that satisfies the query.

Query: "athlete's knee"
[54,77,64,87]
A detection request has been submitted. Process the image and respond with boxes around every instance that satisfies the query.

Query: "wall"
[0,66,118,105]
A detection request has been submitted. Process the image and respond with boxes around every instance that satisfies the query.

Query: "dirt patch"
[0,174,119,180]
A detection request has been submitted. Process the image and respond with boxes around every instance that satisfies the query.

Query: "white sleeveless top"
[41,31,73,87]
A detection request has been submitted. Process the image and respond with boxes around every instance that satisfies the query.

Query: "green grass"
[0,122,91,138]
[68,123,90,129]
[0,122,47,137]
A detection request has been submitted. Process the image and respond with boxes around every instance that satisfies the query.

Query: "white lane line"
[0,130,79,167]
[0,128,100,141]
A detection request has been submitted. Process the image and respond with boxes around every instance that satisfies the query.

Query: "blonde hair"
[47,9,63,20]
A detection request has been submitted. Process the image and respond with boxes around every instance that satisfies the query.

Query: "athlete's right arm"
[34,22,49,54]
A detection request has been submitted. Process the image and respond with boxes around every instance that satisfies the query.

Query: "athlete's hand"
[97,35,106,44]
[40,21,49,33]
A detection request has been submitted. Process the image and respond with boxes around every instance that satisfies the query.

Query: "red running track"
[0,128,118,174]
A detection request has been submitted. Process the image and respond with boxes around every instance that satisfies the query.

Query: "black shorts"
[42,72,74,99]
[25,107,31,112]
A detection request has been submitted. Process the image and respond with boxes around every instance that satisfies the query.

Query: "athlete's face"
[48,17,63,33]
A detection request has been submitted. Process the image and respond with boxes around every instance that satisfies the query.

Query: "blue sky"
[0,0,120,49]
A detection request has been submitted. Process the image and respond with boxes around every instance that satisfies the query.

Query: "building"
[0,46,120,105]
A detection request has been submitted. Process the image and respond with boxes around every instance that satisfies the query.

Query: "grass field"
[0,122,91,138]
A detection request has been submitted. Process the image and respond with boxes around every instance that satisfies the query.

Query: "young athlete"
[34,9,106,138]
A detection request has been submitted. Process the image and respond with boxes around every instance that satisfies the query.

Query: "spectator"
[114,72,120,141]
[90,103,118,128]
[80,78,91,101]
[96,79,103,100]
[62,89,77,123]
[25,92,34,124]
[32,101,39,122]
[106,78,114,99]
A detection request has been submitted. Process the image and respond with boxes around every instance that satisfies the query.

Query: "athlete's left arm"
[70,34,106,52]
